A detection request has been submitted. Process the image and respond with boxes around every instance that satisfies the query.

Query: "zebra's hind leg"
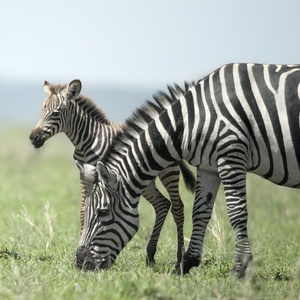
[158,163,185,272]
[218,160,253,278]
[142,181,171,265]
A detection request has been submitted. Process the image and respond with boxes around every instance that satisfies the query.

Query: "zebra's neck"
[63,97,122,165]
[104,93,188,198]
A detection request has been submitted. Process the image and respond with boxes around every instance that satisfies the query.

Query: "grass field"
[0,126,300,300]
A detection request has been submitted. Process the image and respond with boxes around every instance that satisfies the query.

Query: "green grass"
[0,126,300,299]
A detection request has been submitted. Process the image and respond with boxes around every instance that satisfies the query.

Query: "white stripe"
[247,64,285,182]
[264,65,300,181]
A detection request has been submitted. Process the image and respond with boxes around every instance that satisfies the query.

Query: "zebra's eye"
[97,207,109,218]
[52,111,60,117]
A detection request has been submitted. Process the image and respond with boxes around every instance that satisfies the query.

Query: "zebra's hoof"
[146,257,156,267]
[182,253,200,274]
[171,264,182,275]
[230,255,253,278]
[229,267,246,279]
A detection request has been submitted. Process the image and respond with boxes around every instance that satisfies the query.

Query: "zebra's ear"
[75,160,97,182]
[65,79,82,101]
[96,161,119,188]
[44,81,51,96]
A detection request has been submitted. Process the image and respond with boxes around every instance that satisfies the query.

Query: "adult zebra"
[29,80,196,266]
[76,63,300,276]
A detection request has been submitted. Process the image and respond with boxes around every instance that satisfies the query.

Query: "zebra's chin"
[76,246,113,271]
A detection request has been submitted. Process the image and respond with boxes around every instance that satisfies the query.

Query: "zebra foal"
[29,80,195,266]
[76,63,300,276]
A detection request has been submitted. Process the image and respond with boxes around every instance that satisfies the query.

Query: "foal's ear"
[65,79,82,101]
[44,81,51,96]
[96,161,119,187]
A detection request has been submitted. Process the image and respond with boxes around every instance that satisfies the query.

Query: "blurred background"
[1,0,300,127]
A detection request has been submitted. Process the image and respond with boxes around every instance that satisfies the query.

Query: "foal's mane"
[75,95,111,125]
[50,83,111,125]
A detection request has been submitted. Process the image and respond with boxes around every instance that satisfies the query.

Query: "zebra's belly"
[250,164,300,188]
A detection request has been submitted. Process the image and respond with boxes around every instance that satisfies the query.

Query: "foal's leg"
[158,163,185,269]
[183,169,221,274]
[142,181,171,265]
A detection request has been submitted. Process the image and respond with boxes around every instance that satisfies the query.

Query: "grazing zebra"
[29,80,195,266]
[76,63,300,276]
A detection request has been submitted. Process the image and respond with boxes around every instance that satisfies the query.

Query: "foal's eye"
[97,208,109,218]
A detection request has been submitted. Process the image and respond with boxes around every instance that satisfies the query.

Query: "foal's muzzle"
[29,128,47,148]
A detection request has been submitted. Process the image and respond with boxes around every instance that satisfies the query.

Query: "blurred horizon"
[0,78,157,127]
[1,0,300,127]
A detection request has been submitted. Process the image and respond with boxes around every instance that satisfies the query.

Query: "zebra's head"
[29,79,81,148]
[76,161,140,271]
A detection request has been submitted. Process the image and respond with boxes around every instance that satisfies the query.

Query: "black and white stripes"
[76,63,300,275]
[29,80,195,267]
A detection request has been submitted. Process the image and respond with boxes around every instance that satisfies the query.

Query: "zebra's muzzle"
[76,246,111,271]
[29,129,47,148]
[76,246,97,271]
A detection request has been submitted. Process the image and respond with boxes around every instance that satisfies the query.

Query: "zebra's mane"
[103,81,195,163]
[49,83,111,125]
[74,95,111,125]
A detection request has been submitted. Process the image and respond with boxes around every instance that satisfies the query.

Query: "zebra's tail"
[179,161,196,193]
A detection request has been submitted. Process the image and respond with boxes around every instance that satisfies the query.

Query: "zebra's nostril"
[29,131,40,141]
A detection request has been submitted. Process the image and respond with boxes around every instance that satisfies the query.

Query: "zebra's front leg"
[158,164,185,271]
[183,170,221,274]
[219,162,253,278]
[142,181,171,265]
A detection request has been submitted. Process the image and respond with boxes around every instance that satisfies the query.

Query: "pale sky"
[1,0,300,87]
[1,0,300,124]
